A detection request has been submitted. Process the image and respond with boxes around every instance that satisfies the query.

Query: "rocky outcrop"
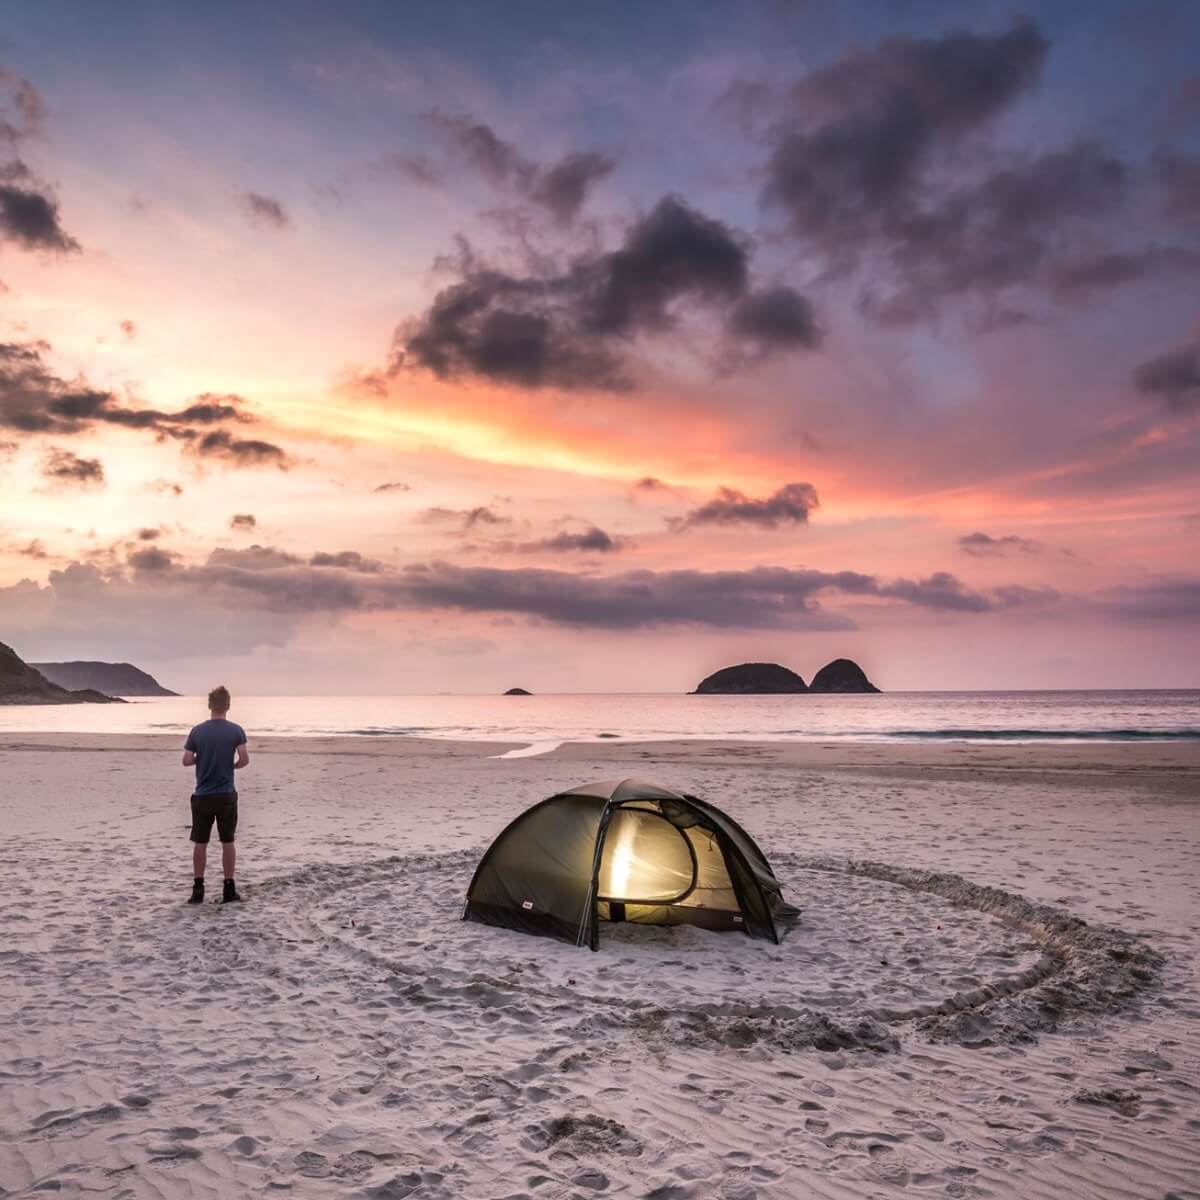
[32,660,178,697]
[808,658,880,693]
[693,663,808,694]
[504,687,533,696]
[0,642,123,705]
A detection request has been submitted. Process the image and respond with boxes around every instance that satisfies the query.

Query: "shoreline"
[3,731,1198,794]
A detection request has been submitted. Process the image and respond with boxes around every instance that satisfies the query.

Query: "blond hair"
[208,685,231,713]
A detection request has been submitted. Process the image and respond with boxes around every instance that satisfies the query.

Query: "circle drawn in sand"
[261,849,1162,1055]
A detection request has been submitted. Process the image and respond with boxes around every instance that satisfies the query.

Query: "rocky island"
[693,663,809,694]
[32,660,178,697]
[808,658,880,693]
[1,642,124,705]
[693,659,880,694]
[503,687,533,696]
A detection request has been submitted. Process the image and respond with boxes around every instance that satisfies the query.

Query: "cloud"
[241,191,291,230]
[229,513,257,531]
[127,545,175,572]
[673,482,819,530]
[184,429,290,468]
[420,504,509,530]
[309,549,385,572]
[761,21,1048,251]
[1133,342,1200,413]
[751,23,1177,324]
[120,319,137,340]
[1045,245,1200,300]
[726,286,821,352]
[18,538,46,559]
[423,112,613,223]
[0,177,79,252]
[1157,152,1200,228]
[374,480,411,493]
[529,151,616,224]
[0,68,44,146]
[958,531,1041,556]
[1097,577,1200,621]
[395,195,817,390]
[136,527,161,541]
[520,526,623,553]
[41,447,104,487]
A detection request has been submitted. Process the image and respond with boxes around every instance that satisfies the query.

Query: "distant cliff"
[808,658,880,694]
[693,663,808,694]
[693,658,880,694]
[32,660,178,697]
[0,642,124,705]
[503,687,533,696]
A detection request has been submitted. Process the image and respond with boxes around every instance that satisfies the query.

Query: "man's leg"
[189,797,214,903]
[218,796,241,902]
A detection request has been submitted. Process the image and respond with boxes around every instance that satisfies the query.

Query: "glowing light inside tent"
[599,808,694,902]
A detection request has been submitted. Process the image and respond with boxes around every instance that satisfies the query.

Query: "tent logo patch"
[521,900,534,910]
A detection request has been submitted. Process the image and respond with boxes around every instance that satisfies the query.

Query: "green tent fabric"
[463,778,797,949]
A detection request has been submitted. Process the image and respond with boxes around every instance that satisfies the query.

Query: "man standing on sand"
[183,685,249,905]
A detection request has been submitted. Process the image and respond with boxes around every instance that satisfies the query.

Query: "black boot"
[188,879,205,904]
[222,879,242,904]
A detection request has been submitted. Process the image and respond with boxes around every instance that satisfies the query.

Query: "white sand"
[0,734,1197,1199]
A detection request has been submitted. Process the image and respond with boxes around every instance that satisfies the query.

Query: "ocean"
[2,690,1198,751]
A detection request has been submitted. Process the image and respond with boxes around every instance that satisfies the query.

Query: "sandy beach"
[1,735,1197,1199]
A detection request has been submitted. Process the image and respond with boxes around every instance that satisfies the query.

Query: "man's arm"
[182,749,196,766]
[182,730,196,767]
[234,741,249,770]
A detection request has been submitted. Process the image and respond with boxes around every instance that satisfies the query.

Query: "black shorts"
[190,793,238,844]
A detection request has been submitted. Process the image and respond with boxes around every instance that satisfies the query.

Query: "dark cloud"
[420,505,509,530]
[136,527,161,541]
[208,544,301,570]
[395,196,816,390]
[242,191,291,230]
[857,141,1128,325]
[673,482,819,530]
[1157,152,1200,227]
[1098,577,1200,621]
[959,531,1040,556]
[0,178,79,251]
[185,430,290,469]
[309,550,385,572]
[229,513,257,531]
[423,112,613,223]
[521,526,623,553]
[1046,245,1200,299]
[727,286,821,352]
[0,541,1060,644]
[127,546,175,572]
[18,538,46,559]
[1133,342,1200,414]
[529,151,616,224]
[753,23,1177,324]
[0,339,282,461]
[762,22,1048,251]
[42,447,103,487]
[374,480,411,493]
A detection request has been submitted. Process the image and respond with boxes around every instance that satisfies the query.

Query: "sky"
[1,0,1198,694]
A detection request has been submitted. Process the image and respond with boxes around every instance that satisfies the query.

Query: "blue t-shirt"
[185,719,247,797]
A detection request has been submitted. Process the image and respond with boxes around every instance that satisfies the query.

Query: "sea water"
[1,690,1197,746]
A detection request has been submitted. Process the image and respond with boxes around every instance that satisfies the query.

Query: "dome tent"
[463,778,797,950]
